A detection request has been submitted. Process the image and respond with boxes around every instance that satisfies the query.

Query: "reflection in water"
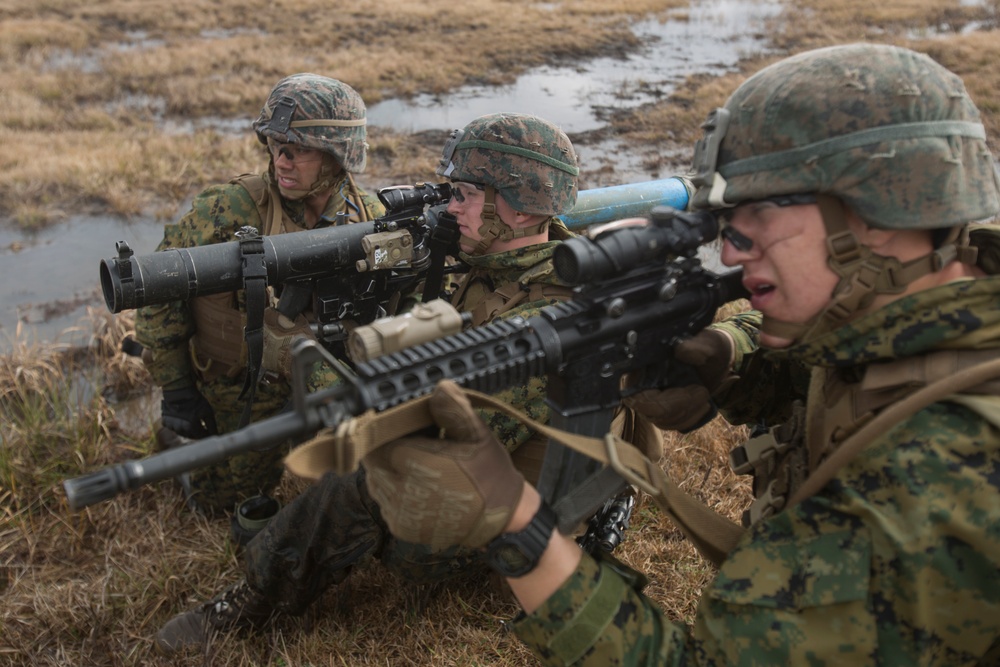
[3,0,782,352]
[0,217,165,349]
[367,0,781,134]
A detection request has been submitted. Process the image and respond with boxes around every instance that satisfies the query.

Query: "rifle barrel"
[63,410,315,510]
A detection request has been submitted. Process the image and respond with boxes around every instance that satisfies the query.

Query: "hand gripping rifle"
[65,206,748,533]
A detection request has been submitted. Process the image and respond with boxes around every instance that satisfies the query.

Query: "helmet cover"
[254,73,368,173]
[437,112,579,215]
[691,43,1000,229]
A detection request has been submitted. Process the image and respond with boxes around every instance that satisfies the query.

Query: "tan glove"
[261,307,315,379]
[362,380,525,551]
[622,327,735,433]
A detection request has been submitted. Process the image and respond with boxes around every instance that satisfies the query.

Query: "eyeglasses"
[714,193,818,224]
[450,181,485,204]
[716,193,818,252]
[267,139,323,165]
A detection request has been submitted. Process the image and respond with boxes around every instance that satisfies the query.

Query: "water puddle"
[0,216,165,348]
[367,0,782,134]
[3,0,785,352]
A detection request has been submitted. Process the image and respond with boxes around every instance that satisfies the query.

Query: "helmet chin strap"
[463,186,552,256]
[761,194,979,344]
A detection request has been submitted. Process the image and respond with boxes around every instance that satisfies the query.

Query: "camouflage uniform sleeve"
[357,189,385,220]
[514,401,1000,665]
[513,553,689,666]
[133,183,262,390]
[709,310,810,426]
[515,513,871,666]
[708,309,761,369]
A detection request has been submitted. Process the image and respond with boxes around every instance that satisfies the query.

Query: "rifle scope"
[552,206,718,285]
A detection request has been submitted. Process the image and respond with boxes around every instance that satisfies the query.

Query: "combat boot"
[154,579,274,655]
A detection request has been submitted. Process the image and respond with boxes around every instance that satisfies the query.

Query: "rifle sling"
[288,356,1000,568]
[286,387,744,566]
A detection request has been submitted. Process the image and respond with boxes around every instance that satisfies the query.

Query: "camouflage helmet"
[691,43,1000,229]
[436,112,579,216]
[254,73,368,173]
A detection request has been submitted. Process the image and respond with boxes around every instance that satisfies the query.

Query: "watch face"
[488,542,533,577]
[485,501,557,578]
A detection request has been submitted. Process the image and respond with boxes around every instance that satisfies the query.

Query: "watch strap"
[485,500,557,577]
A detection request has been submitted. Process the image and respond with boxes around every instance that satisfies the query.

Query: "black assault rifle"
[65,206,748,533]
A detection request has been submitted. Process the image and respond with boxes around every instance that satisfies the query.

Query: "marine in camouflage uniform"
[509,44,1000,665]
[231,218,582,618]
[154,113,660,654]
[134,74,384,516]
[357,44,1000,665]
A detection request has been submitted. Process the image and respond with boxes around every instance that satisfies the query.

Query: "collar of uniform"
[768,275,1000,369]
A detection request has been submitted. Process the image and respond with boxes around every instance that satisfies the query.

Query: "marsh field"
[2,1,999,665]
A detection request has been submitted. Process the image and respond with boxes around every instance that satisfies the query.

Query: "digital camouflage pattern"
[513,256,1000,665]
[242,223,581,610]
[134,173,383,514]
[691,43,1000,230]
[438,112,579,216]
[254,73,369,173]
[453,220,577,450]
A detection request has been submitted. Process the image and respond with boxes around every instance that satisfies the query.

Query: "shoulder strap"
[788,356,1000,507]
[286,387,745,566]
[231,173,284,236]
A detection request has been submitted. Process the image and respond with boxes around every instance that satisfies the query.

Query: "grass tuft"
[2,1,997,665]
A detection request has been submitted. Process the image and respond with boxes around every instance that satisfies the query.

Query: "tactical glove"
[362,380,525,551]
[623,327,735,433]
[160,385,218,439]
[261,308,315,380]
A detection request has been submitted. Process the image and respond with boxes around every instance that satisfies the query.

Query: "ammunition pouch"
[189,293,247,383]
[732,347,1000,527]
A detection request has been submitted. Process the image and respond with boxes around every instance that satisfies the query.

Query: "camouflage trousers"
[243,468,483,616]
[184,374,292,515]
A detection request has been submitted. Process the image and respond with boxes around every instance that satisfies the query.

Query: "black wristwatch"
[485,500,557,578]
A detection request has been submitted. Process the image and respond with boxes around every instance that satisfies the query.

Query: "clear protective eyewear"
[717,193,819,252]
[267,138,323,165]
[449,181,485,204]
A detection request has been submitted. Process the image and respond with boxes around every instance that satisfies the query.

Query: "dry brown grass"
[0,0,687,227]
[609,0,1000,166]
[4,1,1000,665]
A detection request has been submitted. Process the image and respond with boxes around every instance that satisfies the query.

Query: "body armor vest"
[189,173,367,383]
[733,348,1000,526]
